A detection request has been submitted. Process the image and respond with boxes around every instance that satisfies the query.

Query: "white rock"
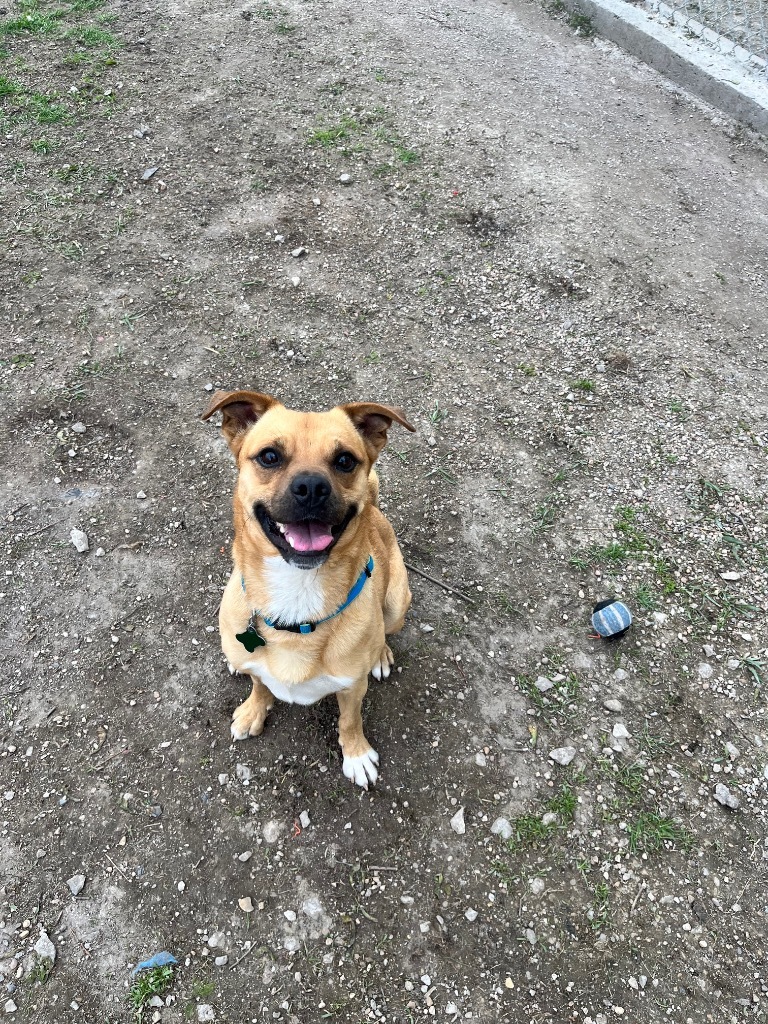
[299,810,310,829]
[604,698,623,713]
[136,491,147,500]
[613,669,629,682]
[549,746,576,766]
[449,808,466,834]
[698,663,714,679]
[419,623,435,633]
[263,821,281,843]
[66,874,86,896]
[421,974,431,986]
[339,173,352,184]
[400,895,414,905]
[713,783,739,809]
[4,1001,17,1014]
[719,571,741,581]
[238,897,254,913]
[284,910,297,922]
[612,724,630,740]
[703,644,716,657]
[234,763,252,783]
[446,1002,458,1014]
[95,547,105,557]
[724,742,739,759]
[524,928,537,945]
[149,996,164,1007]
[541,812,558,827]
[197,1006,215,1022]
[214,955,228,967]
[71,422,86,433]
[534,675,554,692]
[301,897,324,920]
[490,817,512,840]
[464,908,478,922]
[474,752,487,767]
[529,878,545,895]
[217,773,228,785]
[70,528,89,553]
[34,931,56,963]
[291,247,306,258]
[207,931,227,949]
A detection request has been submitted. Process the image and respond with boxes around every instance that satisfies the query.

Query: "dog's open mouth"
[255,504,356,560]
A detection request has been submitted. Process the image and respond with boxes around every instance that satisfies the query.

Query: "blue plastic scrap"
[132,951,178,976]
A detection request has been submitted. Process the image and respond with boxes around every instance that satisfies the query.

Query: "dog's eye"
[334,452,358,473]
[255,448,282,468]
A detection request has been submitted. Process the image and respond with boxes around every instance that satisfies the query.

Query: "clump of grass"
[568,10,594,35]
[572,377,595,392]
[129,965,175,1023]
[66,23,120,47]
[308,115,358,146]
[628,812,693,854]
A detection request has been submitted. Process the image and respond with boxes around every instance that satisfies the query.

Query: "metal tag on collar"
[236,625,266,652]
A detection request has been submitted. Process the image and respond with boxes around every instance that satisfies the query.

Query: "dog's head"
[203,390,415,569]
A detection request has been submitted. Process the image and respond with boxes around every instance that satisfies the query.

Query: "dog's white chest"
[241,661,353,706]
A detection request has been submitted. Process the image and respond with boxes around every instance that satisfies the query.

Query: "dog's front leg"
[337,682,379,790]
[231,676,274,740]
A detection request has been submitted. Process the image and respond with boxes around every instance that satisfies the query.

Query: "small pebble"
[490,817,512,840]
[34,932,56,963]
[136,491,147,500]
[284,910,297,922]
[339,173,352,184]
[534,676,554,692]
[524,928,537,945]
[214,955,228,967]
[70,528,89,553]
[66,874,86,896]
[549,746,576,766]
[235,763,252,783]
[291,246,306,258]
[449,808,466,835]
[299,810,310,829]
[197,1006,215,1023]
[475,752,487,767]
[612,724,630,740]
[713,783,739,809]
[207,931,226,949]
[237,851,252,863]
[541,812,558,827]
[238,897,254,913]
[464,908,478,922]
[529,878,545,895]
[604,698,623,713]
[71,422,86,433]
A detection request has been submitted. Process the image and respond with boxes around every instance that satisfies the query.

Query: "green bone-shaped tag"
[236,626,266,652]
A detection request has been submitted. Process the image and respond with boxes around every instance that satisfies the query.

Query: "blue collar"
[240,556,374,636]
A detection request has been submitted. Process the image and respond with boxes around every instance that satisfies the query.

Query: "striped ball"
[591,599,632,638]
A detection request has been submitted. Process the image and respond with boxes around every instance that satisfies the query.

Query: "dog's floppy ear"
[202,389,279,456]
[340,402,416,460]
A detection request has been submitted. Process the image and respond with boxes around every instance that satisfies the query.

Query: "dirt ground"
[2,0,768,1021]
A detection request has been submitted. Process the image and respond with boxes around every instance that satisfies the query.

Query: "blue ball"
[591,599,632,638]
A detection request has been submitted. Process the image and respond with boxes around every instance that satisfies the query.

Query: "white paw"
[227,662,235,676]
[371,644,394,681]
[231,721,249,741]
[343,748,379,790]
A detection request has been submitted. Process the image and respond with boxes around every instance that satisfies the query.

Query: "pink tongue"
[283,520,334,553]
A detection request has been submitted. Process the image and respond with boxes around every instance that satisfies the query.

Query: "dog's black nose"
[290,473,331,508]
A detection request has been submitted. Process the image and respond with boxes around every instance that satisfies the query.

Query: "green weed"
[572,378,594,392]
[129,965,174,1022]
[628,812,693,854]
[308,115,358,146]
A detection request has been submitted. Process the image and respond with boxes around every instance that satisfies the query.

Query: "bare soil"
[2,0,767,1022]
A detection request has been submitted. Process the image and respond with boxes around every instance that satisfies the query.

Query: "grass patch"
[628,812,693,854]
[66,23,119,47]
[1,4,63,36]
[568,10,594,35]
[0,73,21,96]
[308,115,359,146]
[129,965,175,1023]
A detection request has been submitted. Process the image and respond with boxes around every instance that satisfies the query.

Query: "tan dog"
[202,390,415,789]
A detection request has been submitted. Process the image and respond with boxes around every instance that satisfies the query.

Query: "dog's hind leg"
[231,677,274,740]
